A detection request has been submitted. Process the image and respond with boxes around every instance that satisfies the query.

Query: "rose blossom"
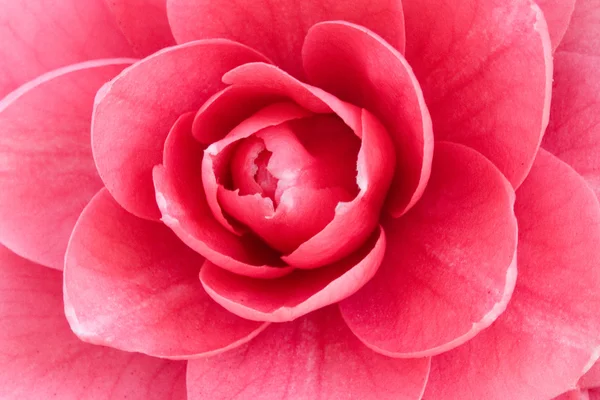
[0,0,599,399]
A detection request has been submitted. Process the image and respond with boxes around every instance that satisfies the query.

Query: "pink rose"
[1,0,599,399]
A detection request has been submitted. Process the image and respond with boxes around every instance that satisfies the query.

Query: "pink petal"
[192,85,284,145]
[0,0,134,99]
[200,227,385,322]
[104,0,175,56]
[339,142,517,357]
[154,113,291,279]
[581,361,600,390]
[217,115,360,254]
[0,244,186,400]
[535,0,576,51]
[423,150,600,400]
[556,0,600,56]
[553,390,590,400]
[64,188,268,358]
[202,102,313,235]
[0,59,134,269]
[187,306,430,400]
[92,39,269,220]
[302,21,433,217]
[402,0,553,188]
[166,0,405,79]
[542,55,600,199]
[282,110,395,269]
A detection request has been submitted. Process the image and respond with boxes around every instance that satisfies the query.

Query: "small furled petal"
[217,115,360,254]
[283,110,395,269]
[154,113,291,279]
[340,142,517,357]
[202,102,313,235]
[302,21,433,217]
[402,0,552,188]
[0,0,134,98]
[187,306,430,400]
[92,39,269,220]
[0,245,187,400]
[556,0,600,56]
[167,0,405,79]
[104,0,175,56]
[535,0,576,51]
[424,150,600,400]
[64,189,268,358]
[200,227,385,323]
[0,59,133,269]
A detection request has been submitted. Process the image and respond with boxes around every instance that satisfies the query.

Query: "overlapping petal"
[402,0,552,188]
[535,0,576,51]
[0,245,186,400]
[200,227,385,322]
[0,0,134,99]
[543,0,600,200]
[423,150,600,400]
[166,0,405,79]
[64,189,268,358]
[340,142,517,357]
[92,39,269,220]
[302,21,433,216]
[0,59,134,269]
[187,306,430,400]
[104,0,175,56]
[153,113,291,279]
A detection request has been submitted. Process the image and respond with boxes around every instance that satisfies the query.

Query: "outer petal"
[92,39,269,220]
[200,227,385,323]
[103,0,175,56]
[0,0,134,99]
[402,0,552,188]
[187,306,430,400]
[0,59,134,269]
[543,3,600,199]
[0,245,186,400]
[340,142,517,357]
[166,0,405,79]
[64,189,268,358]
[154,112,291,279]
[556,0,600,56]
[424,150,600,400]
[302,21,433,217]
[535,0,576,51]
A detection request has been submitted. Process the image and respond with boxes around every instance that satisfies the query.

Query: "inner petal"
[219,114,361,254]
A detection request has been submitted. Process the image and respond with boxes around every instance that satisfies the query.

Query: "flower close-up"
[1,0,600,399]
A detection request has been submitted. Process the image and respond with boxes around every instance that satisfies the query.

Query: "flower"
[0,0,599,399]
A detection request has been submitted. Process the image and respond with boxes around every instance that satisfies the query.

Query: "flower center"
[253,148,278,205]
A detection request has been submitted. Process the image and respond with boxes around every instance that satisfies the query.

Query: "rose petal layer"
[64,189,268,358]
[0,59,133,269]
[166,0,405,79]
[92,39,268,220]
[0,244,187,400]
[104,0,176,55]
[402,0,552,188]
[154,114,290,279]
[535,0,576,51]
[302,21,433,216]
[201,226,385,322]
[423,150,600,400]
[340,142,517,357]
[0,0,133,98]
[187,306,430,400]
[556,0,600,56]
